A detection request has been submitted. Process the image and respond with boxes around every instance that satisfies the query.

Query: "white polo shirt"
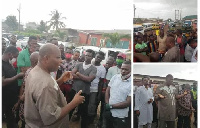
[109,74,131,118]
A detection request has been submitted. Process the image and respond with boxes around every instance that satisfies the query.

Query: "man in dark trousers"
[2,46,24,128]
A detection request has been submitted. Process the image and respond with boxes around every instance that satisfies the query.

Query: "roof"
[183,15,197,20]
[133,74,197,83]
[78,29,131,35]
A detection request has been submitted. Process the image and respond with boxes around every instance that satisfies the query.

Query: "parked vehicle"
[152,23,160,30]
[142,23,153,31]
[134,25,144,35]
[75,46,130,64]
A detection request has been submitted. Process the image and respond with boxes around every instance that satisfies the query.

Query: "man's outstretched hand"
[72,90,85,106]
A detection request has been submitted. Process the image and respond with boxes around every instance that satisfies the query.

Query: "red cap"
[117,53,126,59]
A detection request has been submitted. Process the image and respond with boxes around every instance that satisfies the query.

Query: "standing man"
[177,84,194,128]
[2,38,7,54]
[9,35,22,71]
[105,61,131,128]
[135,76,153,128]
[97,56,115,127]
[24,44,85,128]
[70,49,97,128]
[106,53,126,83]
[147,35,158,54]
[162,35,180,62]
[2,46,24,128]
[50,38,58,46]
[58,47,77,102]
[191,82,197,127]
[72,50,80,62]
[88,51,106,123]
[157,24,168,58]
[155,74,187,128]
[176,29,187,62]
[17,36,38,87]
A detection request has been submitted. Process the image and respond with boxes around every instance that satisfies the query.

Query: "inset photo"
[133,64,198,128]
[133,0,197,62]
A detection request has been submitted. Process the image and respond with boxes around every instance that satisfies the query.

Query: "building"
[78,29,131,49]
[183,15,197,20]
[26,22,38,30]
[134,74,197,86]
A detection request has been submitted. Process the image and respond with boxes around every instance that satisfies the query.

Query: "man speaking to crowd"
[24,44,85,128]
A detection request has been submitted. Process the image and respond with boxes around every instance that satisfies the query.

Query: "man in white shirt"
[105,61,131,128]
[106,53,126,83]
[135,76,153,128]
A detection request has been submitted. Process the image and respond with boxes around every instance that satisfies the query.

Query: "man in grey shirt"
[70,49,97,128]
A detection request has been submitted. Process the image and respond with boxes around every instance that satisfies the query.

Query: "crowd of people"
[134,75,197,128]
[134,24,198,62]
[2,35,131,128]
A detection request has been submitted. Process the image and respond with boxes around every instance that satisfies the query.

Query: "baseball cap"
[117,53,126,59]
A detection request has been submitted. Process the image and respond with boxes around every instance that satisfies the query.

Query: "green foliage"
[5,16,18,31]
[53,30,66,40]
[14,28,42,37]
[103,33,131,47]
[48,10,66,30]
[37,20,48,32]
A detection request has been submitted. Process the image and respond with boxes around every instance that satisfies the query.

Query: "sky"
[133,64,198,81]
[1,0,132,30]
[134,0,197,20]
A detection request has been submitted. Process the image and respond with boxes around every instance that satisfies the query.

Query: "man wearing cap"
[106,53,126,83]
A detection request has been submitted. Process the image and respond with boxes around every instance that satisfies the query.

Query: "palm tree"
[103,32,131,48]
[48,10,66,30]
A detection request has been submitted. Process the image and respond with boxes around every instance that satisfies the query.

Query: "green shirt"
[191,90,197,100]
[17,48,31,86]
[135,43,147,55]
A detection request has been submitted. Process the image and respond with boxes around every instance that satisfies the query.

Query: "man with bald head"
[162,35,180,62]
[24,44,85,128]
[155,74,187,128]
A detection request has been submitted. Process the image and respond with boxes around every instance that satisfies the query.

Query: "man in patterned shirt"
[58,47,77,102]
[155,74,188,128]
[177,84,195,128]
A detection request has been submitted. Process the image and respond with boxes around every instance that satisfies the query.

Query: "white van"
[134,25,144,35]
[74,46,130,64]
[142,23,153,31]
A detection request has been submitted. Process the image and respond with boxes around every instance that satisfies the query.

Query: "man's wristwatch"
[110,105,113,109]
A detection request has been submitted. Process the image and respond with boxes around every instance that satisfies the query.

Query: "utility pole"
[17,4,21,33]
[133,4,136,18]
[175,9,179,21]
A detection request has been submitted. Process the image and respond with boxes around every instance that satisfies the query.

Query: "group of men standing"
[2,35,131,128]
[134,24,198,62]
[134,74,197,128]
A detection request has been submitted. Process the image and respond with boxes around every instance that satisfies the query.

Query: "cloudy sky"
[133,0,197,20]
[1,0,132,30]
[133,64,198,81]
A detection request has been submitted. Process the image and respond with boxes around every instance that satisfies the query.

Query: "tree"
[37,20,48,32]
[4,15,18,31]
[48,10,66,30]
[103,32,131,48]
